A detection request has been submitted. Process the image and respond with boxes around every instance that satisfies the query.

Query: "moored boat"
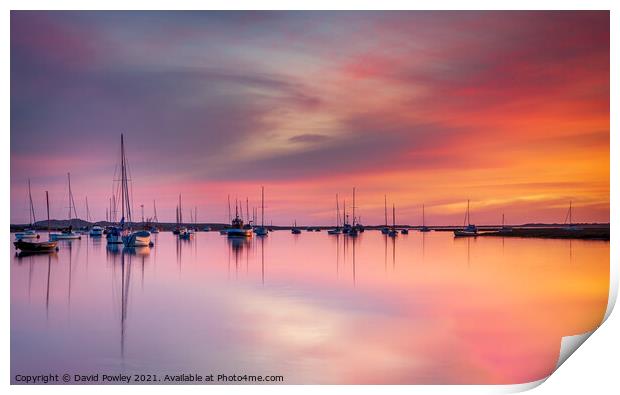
[420,204,431,232]
[14,191,59,253]
[89,225,104,236]
[454,200,478,237]
[291,220,301,234]
[388,204,398,237]
[15,229,39,240]
[50,173,81,240]
[227,202,253,238]
[254,187,268,236]
[14,239,58,253]
[16,179,40,240]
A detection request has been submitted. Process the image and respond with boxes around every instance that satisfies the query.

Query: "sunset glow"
[10,11,609,226]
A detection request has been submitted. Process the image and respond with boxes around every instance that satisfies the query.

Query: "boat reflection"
[227,236,252,279]
[123,246,151,256]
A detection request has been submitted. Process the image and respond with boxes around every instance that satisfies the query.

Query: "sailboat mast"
[28,178,36,226]
[120,135,126,224]
[336,193,340,227]
[384,195,388,227]
[392,204,396,229]
[153,200,158,223]
[422,204,425,227]
[261,186,265,227]
[352,187,356,226]
[86,196,91,222]
[227,195,231,222]
[46,191,50,234]
[569,201,572,226]
[246,198,249,224]
[178,194,182,225]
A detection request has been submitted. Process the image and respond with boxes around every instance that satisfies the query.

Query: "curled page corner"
[554,331,595,371]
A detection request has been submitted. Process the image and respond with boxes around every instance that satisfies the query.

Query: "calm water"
[11,231,609,384]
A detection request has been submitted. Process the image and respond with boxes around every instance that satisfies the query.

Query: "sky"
[10,11,609,225]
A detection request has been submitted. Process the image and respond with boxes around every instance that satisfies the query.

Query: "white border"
[2,1,617,394]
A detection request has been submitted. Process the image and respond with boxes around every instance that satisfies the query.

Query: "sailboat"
[388,204,398,237]
[178,195,192,239]
[50,173,81,240]
[454,200,478,237]
[419,204,431,232]
[328,194,341,234]
[341,199,351,234]
[563,201,582,231]
[14,191,58,253]
[15,179,40,240]
[499,213,512,233]
[227,200,253,237]
[254,187,268,236]
[381,195,390,234]
[150,200,160,233]
[348,188,359,236]
[291,220,302,234]
[109,134,151,247]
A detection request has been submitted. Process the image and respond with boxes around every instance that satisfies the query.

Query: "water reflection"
[10,231,609,384]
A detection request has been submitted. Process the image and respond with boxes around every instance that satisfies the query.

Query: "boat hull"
[106,234,123,244]
[227,229,253,238]
[453,230,478,237]
[15,232,39,240]
[14,240,58,252]
[123,231,152,247]
[254,227,268,236]
[50,233,81,240]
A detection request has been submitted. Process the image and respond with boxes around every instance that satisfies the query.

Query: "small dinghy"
[14,239,58,253]
[15,191,59,253]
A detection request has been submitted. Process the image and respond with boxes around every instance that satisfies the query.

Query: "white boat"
[15,229,39,240]
[122,230,151,247]
[454,200,478,237]
[254,186,268,236]
[89,225,104,236]
[50,229,82,240]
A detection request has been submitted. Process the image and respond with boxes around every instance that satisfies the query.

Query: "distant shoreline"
[9,220,609,240]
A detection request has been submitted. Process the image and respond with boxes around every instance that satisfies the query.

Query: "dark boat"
[14,239,58,253]
[14,191,59,253]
